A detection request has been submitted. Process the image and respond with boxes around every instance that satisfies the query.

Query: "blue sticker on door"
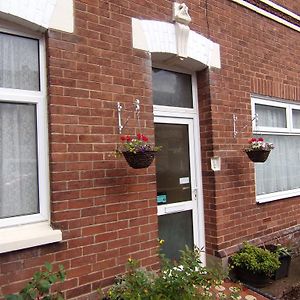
[157,194,167,204]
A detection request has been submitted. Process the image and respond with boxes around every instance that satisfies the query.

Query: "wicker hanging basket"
[245,150,270,163]
[122,151,156,169]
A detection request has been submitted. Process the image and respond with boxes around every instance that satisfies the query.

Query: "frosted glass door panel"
[155,123,191,204]
[152,68,193,108]
[158,211,194,260]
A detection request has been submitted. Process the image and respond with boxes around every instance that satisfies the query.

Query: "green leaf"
[33,271,42,281]
[38,279,50,293]
[5,295,23,300]
[44,262,53,272]
[28,289,37,300]
[48,274,58,284]
[56,294,65,300]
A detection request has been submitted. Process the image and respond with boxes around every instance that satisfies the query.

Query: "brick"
[2,0,300,298]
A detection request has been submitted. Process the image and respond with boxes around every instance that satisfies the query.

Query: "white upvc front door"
[152,68,205,262]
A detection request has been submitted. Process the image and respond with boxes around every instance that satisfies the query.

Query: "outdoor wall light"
[210,156,221,171]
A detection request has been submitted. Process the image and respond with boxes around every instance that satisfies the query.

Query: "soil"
[260,256,300,300]
[280,284,300,300]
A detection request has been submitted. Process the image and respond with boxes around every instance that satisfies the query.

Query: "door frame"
[153,70,206,264]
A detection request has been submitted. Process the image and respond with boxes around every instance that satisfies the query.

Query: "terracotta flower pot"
[245,150,270,163]
[122,151,156,169]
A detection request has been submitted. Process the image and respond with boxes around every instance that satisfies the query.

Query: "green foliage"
[117,134,161,154]
[103,247,241,300]
[5,263,66,300]
[275,244,292,257]
[106,258,156,300]
[230,242,280,276]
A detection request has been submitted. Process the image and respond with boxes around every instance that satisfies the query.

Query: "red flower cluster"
[120,134,148,142]
[137,133,148,142]
[248,137,264,143]
[120,135,132,142]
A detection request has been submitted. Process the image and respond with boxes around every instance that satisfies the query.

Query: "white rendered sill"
[0,222,62,254]
[256,188,300,203]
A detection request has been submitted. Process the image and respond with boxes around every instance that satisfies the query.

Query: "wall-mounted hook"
[233,113,258,138]
[117,99,140,134]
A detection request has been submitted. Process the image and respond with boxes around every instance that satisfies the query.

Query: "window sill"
[0,222,62,254]
[256,188,300,203]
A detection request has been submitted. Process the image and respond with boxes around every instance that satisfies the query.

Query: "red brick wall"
[202,0,300,257]
[0,0,299,298]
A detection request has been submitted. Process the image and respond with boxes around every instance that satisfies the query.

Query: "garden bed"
[280,284,300,300]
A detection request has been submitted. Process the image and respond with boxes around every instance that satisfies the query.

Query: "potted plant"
[263,244,292,280]
[244,137,274,162]
[117,133,161,169]
[230,242,281,287]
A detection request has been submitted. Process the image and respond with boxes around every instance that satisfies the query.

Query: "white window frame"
[0,24,61,253]
[252,96,300,203]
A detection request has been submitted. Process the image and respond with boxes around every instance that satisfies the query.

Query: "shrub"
[103,246,241,300]
[5,262,66,300]
[230,242,280,276]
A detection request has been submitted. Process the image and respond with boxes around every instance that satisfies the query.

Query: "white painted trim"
[0,222,62,254]
[49,0,74,33]
[252,97,300,133]
[0,0,74,33]
[0,29,53,233]
[252,96,300,203]
[291,105,300,133]
[231,0,300,32]
[132,18,221,71]
[257,188,300,203]
[259,0,300,21]
[157,200,194,216]
[37,34,51,222]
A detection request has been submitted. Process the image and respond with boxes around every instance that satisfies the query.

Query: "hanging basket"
[245,150,270,163]
[122,151,156,169]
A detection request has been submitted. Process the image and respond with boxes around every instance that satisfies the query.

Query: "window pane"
[158,211,194,260]
[255,134,300,195]
[255,104,287,128]
[152,68,193,108]
[292,109,300,129]
[0,102,39,218]
[0,32,40,91]
[155,123,191,204]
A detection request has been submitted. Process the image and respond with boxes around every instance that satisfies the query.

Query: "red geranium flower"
[248,137,257,143]
[258,137,264,141]
[142,135,148,142]
[137,133,142,140]
[120,135,126,141]
[126,135,131,141]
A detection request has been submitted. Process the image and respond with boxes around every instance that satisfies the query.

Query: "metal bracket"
[117,99,140,134]
[233,113,258,138]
